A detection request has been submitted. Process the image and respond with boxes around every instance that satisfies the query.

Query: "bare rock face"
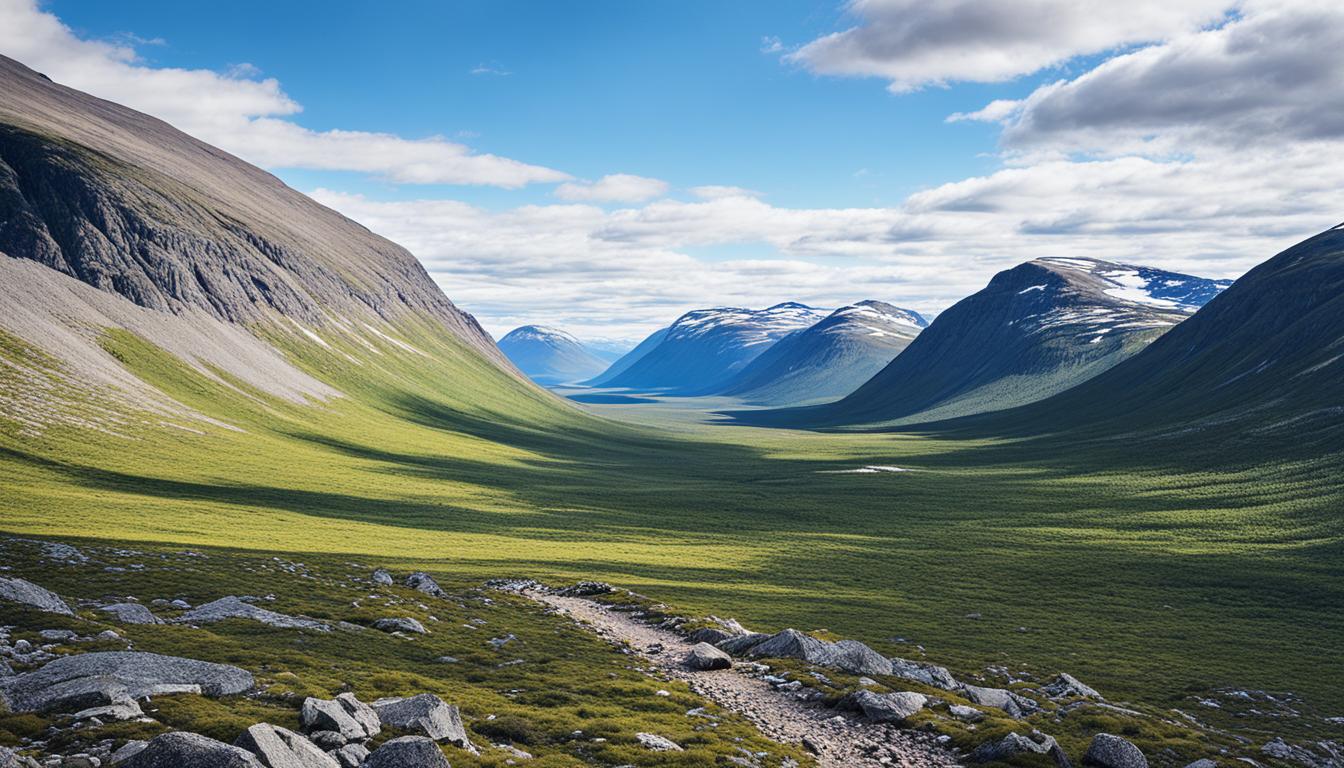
[98,603,161,625]
[363,737,450,768]
[372,694,469,747]
[685,642,733,671]
[0,651,253,713]
[234,723,339,768]
[0,576,73,615]
[122,732,263,768]
[177,597,330,632]
[1084,734,1148,768]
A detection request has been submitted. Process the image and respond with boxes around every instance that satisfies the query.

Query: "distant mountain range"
[720,301,927,405]
[596,302,830,394]
[497,326,620,386]
[736,258,1231,426]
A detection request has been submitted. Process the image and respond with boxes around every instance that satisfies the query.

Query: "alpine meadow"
[1,4,1342,768]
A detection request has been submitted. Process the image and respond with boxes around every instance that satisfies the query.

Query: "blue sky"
[6,0,1340,340]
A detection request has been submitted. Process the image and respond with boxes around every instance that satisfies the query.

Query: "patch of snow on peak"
[1019,285,1047,294]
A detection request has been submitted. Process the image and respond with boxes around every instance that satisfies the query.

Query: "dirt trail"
[527,590,960,768]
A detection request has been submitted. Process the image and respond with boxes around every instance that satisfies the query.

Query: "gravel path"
[527,590,960,768]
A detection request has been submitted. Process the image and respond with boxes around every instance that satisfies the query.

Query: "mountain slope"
[720,301,927,405]
[585,327,669,387]
[598,303,829,394]
[498,325,611,385]
[998,225,1344,443]
[740,259,1229,426]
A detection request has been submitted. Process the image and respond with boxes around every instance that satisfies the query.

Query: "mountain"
[498,325,611,385]
[597,302,829,394]
[0,53,563,433]
[1001,225,1344,444]
[720,301,928,405]
[740,258,1230,426]
[584,327,669,386]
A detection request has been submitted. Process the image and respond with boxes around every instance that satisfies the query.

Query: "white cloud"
[0,0,566,187]
[690,185,763,200]
[554,174,669,203]
[787,0,1235,92]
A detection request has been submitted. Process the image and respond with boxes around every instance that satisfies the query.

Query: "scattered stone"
[0,651,253,713]
[972,732,1059,763]
[371,569,394,586]
[0,576,74,615]
[169,599,192,610]
[556,581,613,597]
[488,634,517,649]
[13,639,32,654]
[635,733,683,752]
[330,743,368,768]
[1,746,41,768]
[373,617,427,635]
[949,704,985,722]
[372,694,469,747]
[122,732,263,768]
[234,723,339,768]
[961,684,1040,718]
[685,642,733,671]
[73,700,145,722]
[888,658,954,689]
[1043,673,1104,701]
[844,690,927,722]
[405,573,448,599]
[99,604,161,625]
[363,736,450,768]
[299,694,381,744]
[178,597,330,632]
[39,628,77,642]
[1084,733,1148,768]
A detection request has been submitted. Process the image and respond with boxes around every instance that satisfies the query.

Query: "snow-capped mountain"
[721,300,928,405]
[738,258,1229,426]
[596,302,830,394]
[497,325,612,386]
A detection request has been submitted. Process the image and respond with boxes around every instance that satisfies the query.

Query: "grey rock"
[1084,733,1148,768]
[831,640,892,677]
[39,629,77,642]
[234,723,339,768]
[363,737,450,768]
[556,581,613,597]
[1,746,41,768]
[330,743,368,768]
[973,732,1058,762]
[635,733,683,752]
[373,617,427,635]
[178,597,330,632]
[73,700,145,721]
[300,695,380,743]
[717,632,770,655]
[890,658,959,690]
[371,569,394,586]
[0,657,11,677]
[844,689,927,722]
[0,576,74,615]
[1183,761,1218,768]
[41,542,87,563]
[108,741,148,765]
[405,573,448,599]
[685,642,732,671]
[372,694,468,746]
[961,684,1040,718]
[99,604,161,625]
[747,629,840,667]
[306,733,346,751]
[0,651,253,713]
[1043,672,1104,700]
[122,732,263,768]
[949,703,985,722]
[13,639,32,653]
[687,627,733,645]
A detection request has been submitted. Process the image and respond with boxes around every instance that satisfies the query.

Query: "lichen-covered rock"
[234,723,339,768]
[373,617,427,635]
[635,733,683,752]
[405,573,448,599]
[961,684,1040,718]
[844,689,927,722]
[99,603,161,625]
[363,736,450,768]
[122,732,263,768]
[1084,733,1148,768]
[0,576,73,615]
[178,597,330,632]
[0,651,253,713]
[685,642,733,671]
[372,694,468,746]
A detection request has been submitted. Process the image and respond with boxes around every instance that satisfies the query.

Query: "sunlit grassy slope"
[3,316,1342,747]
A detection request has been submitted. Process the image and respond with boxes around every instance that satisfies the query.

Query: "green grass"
[2,319,1342,764]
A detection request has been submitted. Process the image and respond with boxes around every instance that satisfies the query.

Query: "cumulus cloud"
[554,174,669,203]
[0,0,566,186]
[690,185,763,200]
[788,0,1235,92]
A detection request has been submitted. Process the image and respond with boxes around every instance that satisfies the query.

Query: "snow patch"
[819,465,912,474]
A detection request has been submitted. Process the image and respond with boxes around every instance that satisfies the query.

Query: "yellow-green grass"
[2,320,1341,759]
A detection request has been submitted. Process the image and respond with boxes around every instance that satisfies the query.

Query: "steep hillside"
[599,302,828,394]
[498,325,610,385]
[738,259,1228,426]
[585,327,669,386]
[1001,225,1344,444]
[721,301,927,405]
